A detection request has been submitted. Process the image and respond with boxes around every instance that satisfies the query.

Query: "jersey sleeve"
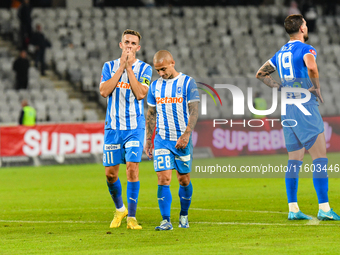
[147,80,156,106]
[100,62,111,85]
[302,45,317,60]
[187,78,200,103]
[268,53,277,70]
[139,65,152,87]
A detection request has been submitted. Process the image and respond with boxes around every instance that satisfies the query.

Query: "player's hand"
[126,51,134,69]
[144,140,153,159]
[308,87,324,103]
[175,133,190,149]
[120,49,128,68]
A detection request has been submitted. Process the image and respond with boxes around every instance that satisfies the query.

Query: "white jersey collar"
[163,72,182,82]
[287,40,302,43]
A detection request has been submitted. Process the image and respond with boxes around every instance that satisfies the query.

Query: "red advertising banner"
[0,123,104,157]
[193,116,340,157]
[1,117,340,158]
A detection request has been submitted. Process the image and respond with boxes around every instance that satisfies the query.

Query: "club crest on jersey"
[310,49,316,55]
[177,86,182,95]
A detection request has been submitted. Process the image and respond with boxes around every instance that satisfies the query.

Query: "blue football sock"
[313,158,329,204]
[179,182,193,216]
[127,181,140,217]
[157,185,172,222]
[285,160,302,203]
[107,178,123,209]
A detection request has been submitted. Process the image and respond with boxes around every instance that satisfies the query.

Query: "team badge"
[310,49,316,55]
[177,86,182,95]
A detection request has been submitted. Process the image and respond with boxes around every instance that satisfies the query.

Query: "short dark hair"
[121,29,141,42]
[284,14,304,35]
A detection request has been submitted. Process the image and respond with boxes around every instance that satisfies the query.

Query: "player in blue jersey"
[256,14,340,221]
[99,29,152,229]
[145,50,200,230]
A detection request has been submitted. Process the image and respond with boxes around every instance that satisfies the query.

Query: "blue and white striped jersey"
[269,40,318,105]
[147,72,200,141]
[100,58,152,130]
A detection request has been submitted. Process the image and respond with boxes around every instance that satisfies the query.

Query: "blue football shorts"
[103,128,144,166]
[282,104,324,152]
[153,134,193,174]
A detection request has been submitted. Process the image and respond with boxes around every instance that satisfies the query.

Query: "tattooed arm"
[175,101,199,149]
[144,106,157,159]
[256,61,281,89]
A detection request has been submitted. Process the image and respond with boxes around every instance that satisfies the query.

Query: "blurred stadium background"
[2,2,340,254]
[0,0,340,166]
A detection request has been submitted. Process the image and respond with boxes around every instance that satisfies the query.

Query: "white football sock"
[319,202,331,212]
[116,204,126,212]
[288,202,299,213]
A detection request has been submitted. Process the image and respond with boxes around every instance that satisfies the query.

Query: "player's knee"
[126,164,139,181]
[178,174,190,186]
[105,172,118,183]
[105,167,119,183]
[157,175,171,185]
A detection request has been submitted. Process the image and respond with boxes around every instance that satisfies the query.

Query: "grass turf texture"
[1,153,340,254]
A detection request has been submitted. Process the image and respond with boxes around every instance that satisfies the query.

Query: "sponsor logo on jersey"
[309,49,316,55]
[156,97,184,104]
[116,81,131,89]
[126,141,140,148]
[105,144,121,150]
[155,149,170,156]
[175,154,191,161]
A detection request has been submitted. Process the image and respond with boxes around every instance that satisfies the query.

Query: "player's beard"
[304,33,309,42]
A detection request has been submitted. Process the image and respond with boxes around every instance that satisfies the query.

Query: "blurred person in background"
[17,0,32,50]
[19,99,36,126]
[30,24,51,76]
[302,0,317,33]
[13,49,30,90]
[288,1,301,15]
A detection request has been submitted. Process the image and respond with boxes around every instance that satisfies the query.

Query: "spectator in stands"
[302,0,317,33]
[17,0,32,50]
[0,0,11,8]
[13,50,30,90]
[19,99,36,126]
[288,1,301,15]
[30,24,51,76]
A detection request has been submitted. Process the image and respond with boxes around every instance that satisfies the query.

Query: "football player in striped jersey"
[145,50,200,230]
[99,29,152,230]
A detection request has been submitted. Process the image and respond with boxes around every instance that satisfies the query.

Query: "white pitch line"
[2,207,287,215]
[192,221,337,226]
[0,220,338,226]
[0,220,106,224]
[139,207,287,215]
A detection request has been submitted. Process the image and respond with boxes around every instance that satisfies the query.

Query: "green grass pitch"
[1,153,340,254]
